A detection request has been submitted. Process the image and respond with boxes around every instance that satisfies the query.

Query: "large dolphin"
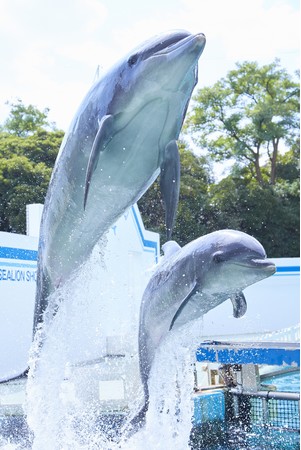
[33,30,206,332]
[135,230,276,425]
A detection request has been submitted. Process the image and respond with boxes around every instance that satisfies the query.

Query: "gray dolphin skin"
[136,230,276,424]
[33,30,206,332]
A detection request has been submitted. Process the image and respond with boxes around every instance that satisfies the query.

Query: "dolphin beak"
[195,33,206,45]
[237,258,276,275]
[251,259,276,274]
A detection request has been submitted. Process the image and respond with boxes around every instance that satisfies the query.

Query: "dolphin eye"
[128,54,139,67]
[213,251,225,263]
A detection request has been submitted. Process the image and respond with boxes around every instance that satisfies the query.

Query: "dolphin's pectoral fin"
[230,292,247,318]
[169,282,198,330]
[160,140,180,240]
[84,114,114,209]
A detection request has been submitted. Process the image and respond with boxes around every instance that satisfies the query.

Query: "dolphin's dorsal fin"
[160,140,180,240]
[162,240,181,258]
[84,114,113,209]
[230,291,247,318]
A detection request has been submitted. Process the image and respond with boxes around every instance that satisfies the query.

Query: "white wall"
[26,203,44,237]
[0,231,38,381]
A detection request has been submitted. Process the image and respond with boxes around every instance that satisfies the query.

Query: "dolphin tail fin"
[84,114,113,209]
[121,401,149,438]
[160,140,180,240]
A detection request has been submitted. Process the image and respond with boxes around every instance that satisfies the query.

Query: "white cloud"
[0,0,299,129]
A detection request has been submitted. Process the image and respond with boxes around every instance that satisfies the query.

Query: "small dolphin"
[136,230,276,424]
[33,30,206,332]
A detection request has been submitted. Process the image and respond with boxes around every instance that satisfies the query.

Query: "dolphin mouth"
[154,33,206,57]
[237,258,276,273]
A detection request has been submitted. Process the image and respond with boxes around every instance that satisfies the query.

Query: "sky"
[0,0,299,131]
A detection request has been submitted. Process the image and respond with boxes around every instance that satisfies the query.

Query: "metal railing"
[229,388,300,432]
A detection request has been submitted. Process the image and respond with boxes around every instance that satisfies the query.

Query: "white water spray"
[2,236,202,449]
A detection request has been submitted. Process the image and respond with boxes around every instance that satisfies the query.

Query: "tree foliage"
[3,99,54,137]
[0,87,299,258]
[0,100,63,233]
[0,155,52,232]
[205,161,299,257]
[139,140,299,257]
[186,60,300,186]
[173,59,300,257]
[140,59,300,256]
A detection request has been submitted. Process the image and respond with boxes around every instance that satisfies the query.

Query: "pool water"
[190,422,300,450]
[190,370,300,450]
[262,370,300,392]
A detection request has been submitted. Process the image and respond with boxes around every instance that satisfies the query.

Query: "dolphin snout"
[196,32,206,41]
[267,262,276,275]
[252,259,276,274]
[194,32,206,50]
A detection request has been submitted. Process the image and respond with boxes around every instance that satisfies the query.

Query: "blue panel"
[0,246,38,261]
[193,390,225,425]
[276,266,300,273]
[196,344,300,367]
[131,206,159,262]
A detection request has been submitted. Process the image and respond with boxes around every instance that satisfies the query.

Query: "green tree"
[0,100,63,233]
[0,155,52,233]
[3,99,54,137]
[0,129,64,167]
[206,146,300,257]
[187,60,300,185]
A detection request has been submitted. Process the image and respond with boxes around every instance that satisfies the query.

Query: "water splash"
[24,306,200,449]
[116,321,203,450]
[25,236,125,449]
[1,233,204,449]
